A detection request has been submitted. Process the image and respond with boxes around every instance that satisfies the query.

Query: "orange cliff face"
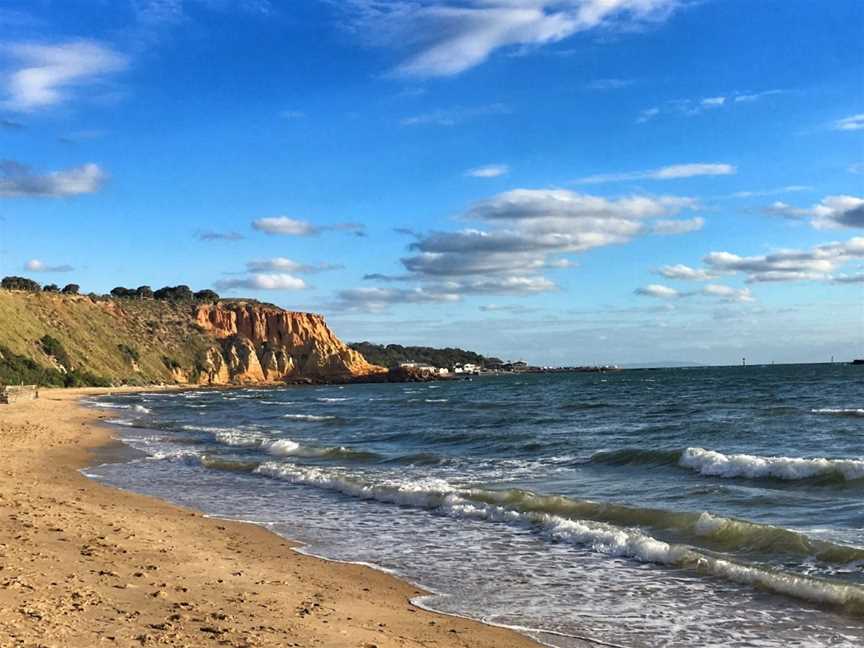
[193,302,385,385]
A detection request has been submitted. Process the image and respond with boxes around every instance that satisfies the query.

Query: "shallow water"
[85,364,864,647]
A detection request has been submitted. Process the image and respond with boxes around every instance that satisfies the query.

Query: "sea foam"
[679,447,864,481]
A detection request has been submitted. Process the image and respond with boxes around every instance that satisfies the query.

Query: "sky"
[0,0,862,366]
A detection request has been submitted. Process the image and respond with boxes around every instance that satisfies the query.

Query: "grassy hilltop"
[0,289,214,387]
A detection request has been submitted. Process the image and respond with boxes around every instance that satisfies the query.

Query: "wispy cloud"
[25,259,74,273]
[1,118,24,130]
[214,273,307,291]
[401,103,510,126]
[635,282,754,303]
[636,89,784,123]
[574,163,735,185]
[656,264,716,281]
[585,78,635,91]
[0,160,106,197]
[1,39,128,112]
[339,0,685,78]
[651,216,704,235]
[195,230,245,242]
[465,163,509,178]
[252,216,366,237]
[280,109,305,119]
[703,237,864,283]
[832,113,864,132]
[245,257,342,273]
[730,185,810,199]
[765,195,864,229]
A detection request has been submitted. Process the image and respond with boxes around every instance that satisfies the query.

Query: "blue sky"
[0,0,862,365]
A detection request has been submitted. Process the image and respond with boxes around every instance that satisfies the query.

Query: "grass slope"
[0,291,212,386]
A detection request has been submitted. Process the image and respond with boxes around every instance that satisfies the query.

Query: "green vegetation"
[61,284,80,295]
[1,276,40,292]
[0,290,213,386]
[118,343,140,363]
[349,342,500,369]
[39,335,72,369]
[0,344,110,387]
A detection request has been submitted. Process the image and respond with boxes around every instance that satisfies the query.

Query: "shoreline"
[0,386,549,648]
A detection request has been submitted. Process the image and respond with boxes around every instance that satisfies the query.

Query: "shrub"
[193,289,220,303]
[154,285,193,301]
[118,344,140,363]
[1,276,40,292]
[39,335,72,370]
[162,355,182,371]
[135,285,154,299]
[43,284,60,293]
[111,286,136,298]
[61,284,80,295]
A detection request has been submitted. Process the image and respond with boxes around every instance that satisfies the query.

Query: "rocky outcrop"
[194,302,384,385]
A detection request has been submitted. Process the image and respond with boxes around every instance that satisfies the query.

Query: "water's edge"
[81,411,613,648]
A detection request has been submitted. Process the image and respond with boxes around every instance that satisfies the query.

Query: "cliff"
[0,291,384,387]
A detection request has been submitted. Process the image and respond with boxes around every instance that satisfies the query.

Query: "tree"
[43,284,60,293]
[1,276,40,292]
[193,289,220,302]
[61,284,80,295]
[154,285,193,301]
[135,285,154,299]
[111,286,136,298]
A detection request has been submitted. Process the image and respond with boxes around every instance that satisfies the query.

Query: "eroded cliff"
[0,291,384,387]
[193,303,384,384]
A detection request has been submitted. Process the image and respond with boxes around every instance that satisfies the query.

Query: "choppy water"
[85,364,864,647]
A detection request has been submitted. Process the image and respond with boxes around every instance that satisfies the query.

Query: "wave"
[133,404,151,414]
[811,408,864,418]
[316,397,350,403]
[252,462,864,614]
[680,447,864,482]
[284,414,338,422]
[591,447,864,482]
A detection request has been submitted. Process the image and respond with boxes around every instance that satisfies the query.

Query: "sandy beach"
[0,388,542,648]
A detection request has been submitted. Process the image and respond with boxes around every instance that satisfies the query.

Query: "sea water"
[84,363,864,647]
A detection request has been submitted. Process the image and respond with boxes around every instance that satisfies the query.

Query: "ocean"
[84,363,864,647]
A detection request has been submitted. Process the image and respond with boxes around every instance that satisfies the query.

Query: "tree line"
[0,276,220,302]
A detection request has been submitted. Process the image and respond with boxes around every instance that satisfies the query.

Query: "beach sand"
[0,388,545,648]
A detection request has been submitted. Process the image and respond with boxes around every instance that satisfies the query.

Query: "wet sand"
[0,387,545,647]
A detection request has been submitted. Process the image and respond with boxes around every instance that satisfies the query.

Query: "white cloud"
[245,257,342,273]
[703,237,864,283]
[331,286,460,312]
[25,259,74,273]
[701,284,754,303]
[465,163,509,178]
[651,216,704,235]
[765,195,864,229]
[833,113,864,132]
[575,163,735,185]
[849,163,864,175]
[730,185,810,199]
[214,273,307,291]
[341,0,684,78]
[636,106,659,123]
[1,40,128,112]
[636,282,754,303]
[252,216,317,236]
[402,189,698,283]
[251,217,366,237]
[656,263,715,281]
[637,89,782,123]
[0,160,106,197]
[635,283,679,299]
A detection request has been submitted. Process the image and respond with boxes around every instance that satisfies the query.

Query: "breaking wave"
[252,462,864,614]
[811,408,864,418]
[591,447,864,483]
